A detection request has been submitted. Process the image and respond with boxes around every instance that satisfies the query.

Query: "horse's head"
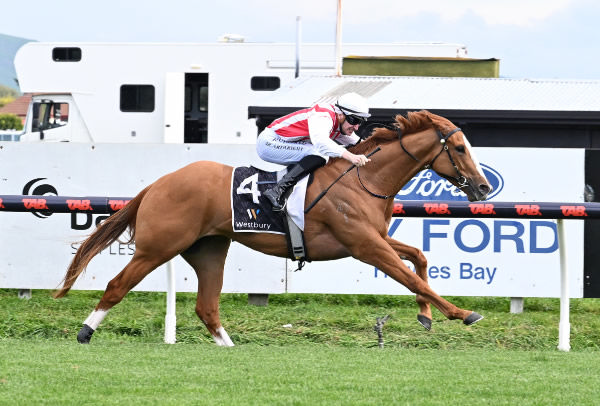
[395,111,492,202]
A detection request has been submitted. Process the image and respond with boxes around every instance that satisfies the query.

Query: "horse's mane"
[346,110,452,156]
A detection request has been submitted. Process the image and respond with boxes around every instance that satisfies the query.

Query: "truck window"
[31,101,69,132]
[186,85,208,112]
[199,86,208,112]
[120,85,155,112]
[250,76,280,91]
[52,47,82,62]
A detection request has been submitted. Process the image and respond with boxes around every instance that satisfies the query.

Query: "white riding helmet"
[335,92,371,118]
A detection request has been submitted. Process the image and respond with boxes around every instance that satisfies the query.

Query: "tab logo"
[515,204,542,216]
[66,199,93,211]
[469,203,496,215]
[22,178,58,218]
[109,200,130,211]
[424,203,450,215]
[22,198,49,210]
[560,205,587,217]
[393,203,406,214]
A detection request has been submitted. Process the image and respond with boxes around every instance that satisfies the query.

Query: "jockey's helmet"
[335,93,371,121]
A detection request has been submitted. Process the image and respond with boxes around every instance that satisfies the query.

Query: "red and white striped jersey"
[267,103,341,141]
[266,103,359,158]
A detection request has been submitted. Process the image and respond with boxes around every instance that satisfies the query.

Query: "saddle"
[231,166,309,268]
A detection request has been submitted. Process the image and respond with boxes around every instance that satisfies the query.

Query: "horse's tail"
[53,186,151,298]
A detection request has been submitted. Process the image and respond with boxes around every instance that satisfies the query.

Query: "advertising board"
[0,144,585,298]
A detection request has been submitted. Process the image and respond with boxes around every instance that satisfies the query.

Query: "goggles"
[344,113,367,126]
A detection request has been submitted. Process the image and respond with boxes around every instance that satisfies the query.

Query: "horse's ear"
[394,113,408,131]
[422,111,434,125]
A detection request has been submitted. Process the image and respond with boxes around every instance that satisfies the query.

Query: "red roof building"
[0,93,31,124]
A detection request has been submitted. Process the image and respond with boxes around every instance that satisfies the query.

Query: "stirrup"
[271,202,287,212]
[270,197,288,212]
[264,188,286,211]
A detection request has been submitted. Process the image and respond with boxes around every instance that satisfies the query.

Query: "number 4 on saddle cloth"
[231,166,310,268]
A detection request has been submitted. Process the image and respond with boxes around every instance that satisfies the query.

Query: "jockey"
[256,92,371,211]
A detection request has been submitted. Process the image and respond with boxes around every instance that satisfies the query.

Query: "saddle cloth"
[231,166,309,234]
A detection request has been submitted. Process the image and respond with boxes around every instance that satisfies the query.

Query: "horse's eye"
[455,145,466,154]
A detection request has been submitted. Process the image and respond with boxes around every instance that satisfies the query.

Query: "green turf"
[1,289,599,405]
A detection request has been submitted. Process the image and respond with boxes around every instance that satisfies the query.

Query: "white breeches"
[256,128,329,165]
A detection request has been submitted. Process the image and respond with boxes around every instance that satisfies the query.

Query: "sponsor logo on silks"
[22,198,49,210]
[247,208,260,220]
[108,200,130,211]
[560,205,588,217]
[396,164,504,201]
[424,203,450,215]
[469,203,497,215]
[66,199,93,211]
[515,204,542,216]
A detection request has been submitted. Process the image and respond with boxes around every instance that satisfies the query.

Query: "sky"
[2,0,600,80]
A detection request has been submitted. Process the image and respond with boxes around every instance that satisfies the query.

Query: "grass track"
[1,341,599,405]
[1,289,600,404]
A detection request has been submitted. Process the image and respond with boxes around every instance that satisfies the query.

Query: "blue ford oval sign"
[396,164,504,201]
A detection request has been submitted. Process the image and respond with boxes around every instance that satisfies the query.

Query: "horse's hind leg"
[386,237,433,330]
[181,236,234,347]
[77,250,172,343]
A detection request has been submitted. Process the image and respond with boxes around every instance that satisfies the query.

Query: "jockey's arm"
[307,114,369,166]
[334,132,361,146]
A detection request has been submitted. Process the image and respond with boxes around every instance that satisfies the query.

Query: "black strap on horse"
[304,146,381,214]
[304,121,403,212]
[356,124,470,200]
[426,128,469,188]
[304,122,468,210]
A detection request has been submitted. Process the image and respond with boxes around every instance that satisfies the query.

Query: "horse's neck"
[366,128,438,194]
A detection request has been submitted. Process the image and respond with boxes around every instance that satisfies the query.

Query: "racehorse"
[55,110,492,346]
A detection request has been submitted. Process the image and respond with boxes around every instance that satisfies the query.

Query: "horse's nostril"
[479,184,492,195]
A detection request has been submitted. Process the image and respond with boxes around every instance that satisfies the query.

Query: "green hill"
[0,33,35,93]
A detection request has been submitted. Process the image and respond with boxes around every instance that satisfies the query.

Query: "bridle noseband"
[425,127,468,188]
[357,124,469,200]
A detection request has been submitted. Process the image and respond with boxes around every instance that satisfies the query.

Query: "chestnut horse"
[55,110,492,346]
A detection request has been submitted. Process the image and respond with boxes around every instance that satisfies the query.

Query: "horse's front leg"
[353,232,482,325]
[385,236,433,330]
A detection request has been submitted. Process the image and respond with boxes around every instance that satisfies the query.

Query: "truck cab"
[20,94,91,142]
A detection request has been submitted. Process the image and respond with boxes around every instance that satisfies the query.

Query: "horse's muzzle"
[469,183,493,202]
[467,182,493,202]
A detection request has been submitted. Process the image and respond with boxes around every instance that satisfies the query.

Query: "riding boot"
[263,155,326,211]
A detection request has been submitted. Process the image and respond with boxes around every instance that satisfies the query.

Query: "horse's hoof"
[463,312,484,326]
[77,324,95,344]
[417,314,432,331]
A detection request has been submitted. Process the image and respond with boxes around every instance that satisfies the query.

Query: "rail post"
[164,260,177,344]
[557,219,571,351]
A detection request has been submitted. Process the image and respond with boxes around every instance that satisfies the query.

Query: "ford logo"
[396,164,504,201]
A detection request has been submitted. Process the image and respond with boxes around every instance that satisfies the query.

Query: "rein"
[356,125,468,200]
[305,123,470,210]
[304,147,381,214]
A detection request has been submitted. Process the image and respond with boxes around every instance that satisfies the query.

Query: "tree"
[0,114,23,130]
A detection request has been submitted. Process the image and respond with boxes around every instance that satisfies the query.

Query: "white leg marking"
[83,309,108,330]
[212,326,235,347]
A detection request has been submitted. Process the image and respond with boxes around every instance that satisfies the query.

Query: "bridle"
[424,127,468,188]
[357,125,469,200]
